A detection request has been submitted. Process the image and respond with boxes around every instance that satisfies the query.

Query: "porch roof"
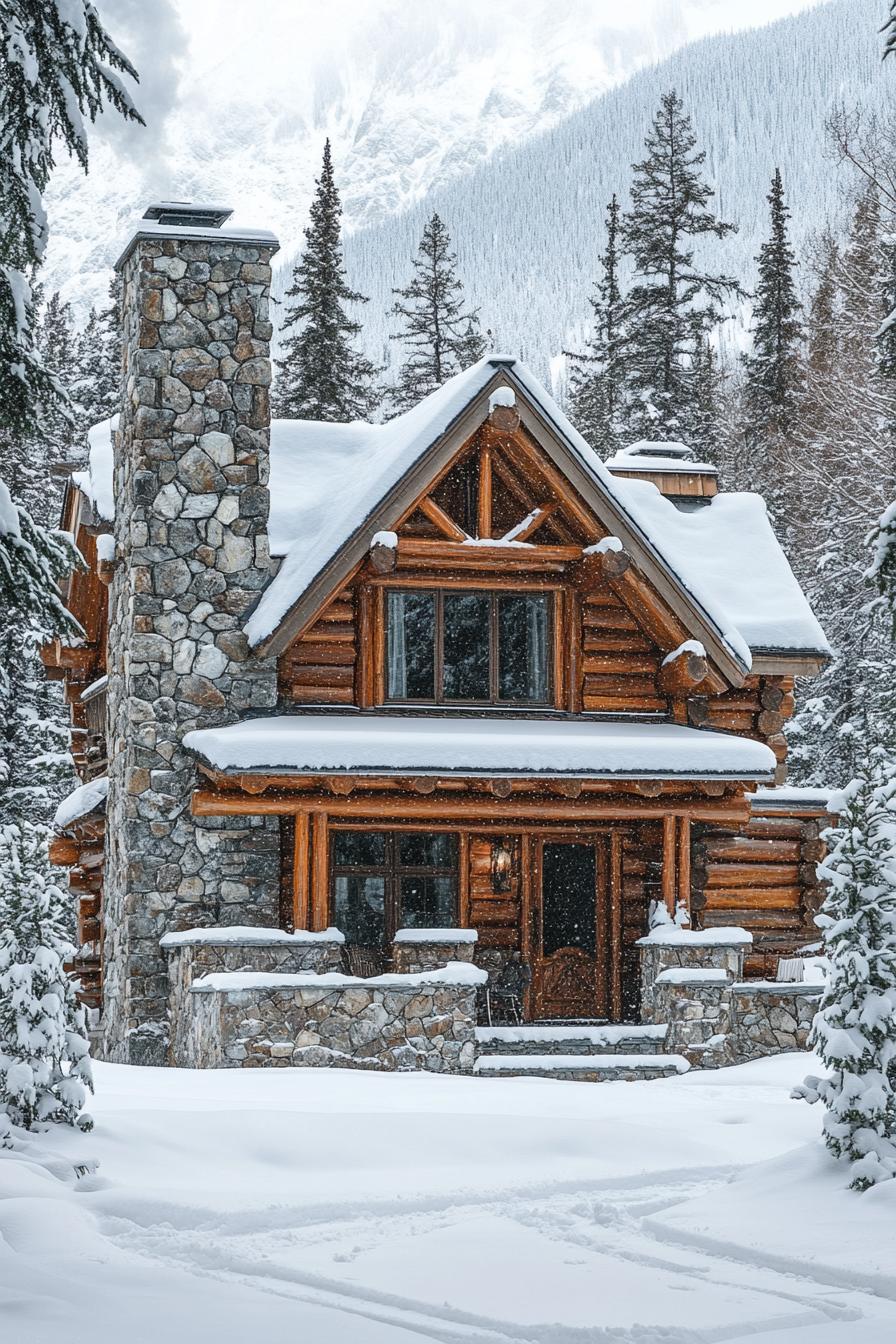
[183,714,776,782]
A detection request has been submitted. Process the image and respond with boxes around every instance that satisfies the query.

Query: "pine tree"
[619,90,742,442]
[389,212,485,414]
[566,195,626,455]
[796,752,896,1190]
[274,140,378,422]
[743,169,804,440]
[72,274,122,428]
[0,822,92,1137]
[686,319,723,455]
[0,1,141,439]
[786,194,896,788]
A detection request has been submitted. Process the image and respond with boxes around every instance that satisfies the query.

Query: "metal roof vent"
[142,201,233,229]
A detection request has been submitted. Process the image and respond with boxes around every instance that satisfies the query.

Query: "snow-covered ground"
[2,1055,895,1342]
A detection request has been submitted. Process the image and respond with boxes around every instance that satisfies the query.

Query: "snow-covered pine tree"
[565,195,626,455]
[619,89,742,442]
[786,189,896,787]
[796,750,896,1190]
[0,1,141,439]
[686,317,724,456]
[0,822,92,1136]
[742,168,804,440]
[274,140,379,422]
[389,212,485,414]
[72,273,122,428]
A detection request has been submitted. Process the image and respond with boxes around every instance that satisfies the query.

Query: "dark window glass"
[442,593,490,700]
[331,831,458,944]
[387,591,435,699]
[333,831,386,867]
[333,875,386,947]
[398,832,457,868]
[399,875,457,928]
[541,843,596,956]
[498,593,549,702]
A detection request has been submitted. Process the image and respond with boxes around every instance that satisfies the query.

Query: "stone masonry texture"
[102,229,281,1065]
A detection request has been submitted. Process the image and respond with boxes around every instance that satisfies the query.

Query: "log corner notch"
[657,640,708,696]
[572,537,632,587]
[368,529,398,574]
[488,387,521,432]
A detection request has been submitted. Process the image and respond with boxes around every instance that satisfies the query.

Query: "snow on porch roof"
[183,714,776,781]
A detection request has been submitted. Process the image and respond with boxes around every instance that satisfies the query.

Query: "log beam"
[417,494,467,542]
[192,789,753,825]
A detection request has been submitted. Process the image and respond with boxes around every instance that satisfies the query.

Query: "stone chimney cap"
[143,201,234,228]
[114,217,279,272]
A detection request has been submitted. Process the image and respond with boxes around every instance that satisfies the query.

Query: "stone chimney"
[102,204,281,1065]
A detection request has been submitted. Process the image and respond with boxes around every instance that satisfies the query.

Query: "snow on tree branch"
[0,1,143,436]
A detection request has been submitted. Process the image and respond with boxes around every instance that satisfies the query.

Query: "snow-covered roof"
[52,775,108,832]
[608,480,828,657]
[71,416,116,523]
[751,785,837,812]
[73,354,828,666]
[183,713,776,780]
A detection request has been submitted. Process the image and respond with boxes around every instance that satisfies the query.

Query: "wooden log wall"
[692,809,826,977]
[51,822,104,1010]
[278,586,358,705]
[580,590,666,714]
[469,836,522,950]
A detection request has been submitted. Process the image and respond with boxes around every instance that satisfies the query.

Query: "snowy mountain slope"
[45,0,823,322]
[336,0,892,384]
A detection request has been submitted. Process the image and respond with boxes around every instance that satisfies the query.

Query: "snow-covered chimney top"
[114,201,279,271]
[605,440,718,505]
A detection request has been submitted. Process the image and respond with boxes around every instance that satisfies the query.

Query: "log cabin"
[45,204,831,1067]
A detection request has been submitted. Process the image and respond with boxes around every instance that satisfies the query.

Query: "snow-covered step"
[474,1053,689,1082]
[475,1023,668,1057]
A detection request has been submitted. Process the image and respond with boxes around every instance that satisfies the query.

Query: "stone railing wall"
[392,928,478,974]
[162,926,345,1065]
[163,926,485,1072]
[728,982,821,1062]
[638,926,822,1067]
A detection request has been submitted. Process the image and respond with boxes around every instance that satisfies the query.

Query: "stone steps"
[475,1023,668,1057]
[474,1052,689,1082]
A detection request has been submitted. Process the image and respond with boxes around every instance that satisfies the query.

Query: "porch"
[183,713,777,1026]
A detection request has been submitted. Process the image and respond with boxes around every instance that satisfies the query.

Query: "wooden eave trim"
[255,371,513,655]
[194,762,771,790]
[749,652,829,677]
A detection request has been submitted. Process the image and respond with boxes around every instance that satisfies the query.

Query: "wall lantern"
[491,839,513,893]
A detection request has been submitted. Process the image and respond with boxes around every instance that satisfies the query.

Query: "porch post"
[662,815,677,916]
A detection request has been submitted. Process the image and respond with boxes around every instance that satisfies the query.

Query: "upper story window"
[386,589,551,706]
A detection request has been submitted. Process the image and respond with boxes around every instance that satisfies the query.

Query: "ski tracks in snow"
[93,1165,896,1343]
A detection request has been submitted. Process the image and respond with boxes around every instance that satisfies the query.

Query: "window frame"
[329,829,460,946]
[384,586,554,708]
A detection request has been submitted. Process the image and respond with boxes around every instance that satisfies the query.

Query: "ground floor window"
[330,830,458,946]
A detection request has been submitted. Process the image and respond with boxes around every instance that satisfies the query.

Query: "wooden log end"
[489,404,521,432]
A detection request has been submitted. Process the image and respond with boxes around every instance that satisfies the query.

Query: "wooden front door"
[533,837,608,1020]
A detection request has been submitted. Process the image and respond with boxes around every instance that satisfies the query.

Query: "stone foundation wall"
[175,965,484,1072]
